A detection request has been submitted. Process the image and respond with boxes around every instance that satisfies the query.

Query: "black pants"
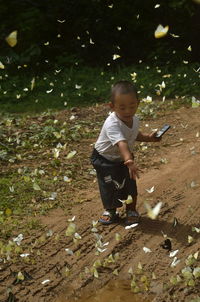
[90,149,137,209]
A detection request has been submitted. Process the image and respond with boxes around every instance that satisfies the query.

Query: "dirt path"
[0,106,200,302]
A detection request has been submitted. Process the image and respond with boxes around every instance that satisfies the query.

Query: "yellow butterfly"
[154,25,169,39]
[5,30,18,47]
[0,61,5,69]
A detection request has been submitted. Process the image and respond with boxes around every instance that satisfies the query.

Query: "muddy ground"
[0,104,200,302]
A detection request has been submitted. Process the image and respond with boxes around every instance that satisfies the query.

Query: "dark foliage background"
[0,0,200,71]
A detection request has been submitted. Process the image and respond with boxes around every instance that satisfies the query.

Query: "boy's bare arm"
[136,131,161,142]
[117,140,133,161]
[117,140,139,180]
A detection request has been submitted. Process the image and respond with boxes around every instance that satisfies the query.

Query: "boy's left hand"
[149,131,162,142]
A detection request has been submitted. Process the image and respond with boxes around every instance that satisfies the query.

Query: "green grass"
[0,63,199,113]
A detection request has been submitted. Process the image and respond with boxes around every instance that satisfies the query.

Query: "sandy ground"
[0,105,200,302]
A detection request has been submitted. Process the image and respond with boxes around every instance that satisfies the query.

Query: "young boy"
[91,80,161,225]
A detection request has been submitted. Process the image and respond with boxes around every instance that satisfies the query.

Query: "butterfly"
[6,30,18,47]
[154,25,169,39]
[144,201,162,219]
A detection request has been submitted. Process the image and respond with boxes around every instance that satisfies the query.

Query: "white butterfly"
[145,186,155,193]
[112,178,126,190]
[144,201,162,220]
[125,223,138,230]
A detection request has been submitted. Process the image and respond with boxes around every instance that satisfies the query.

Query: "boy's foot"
[99,210,119,225]
[125,210,140,225]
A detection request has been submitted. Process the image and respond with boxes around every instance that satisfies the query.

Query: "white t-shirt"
[95,112,139,161]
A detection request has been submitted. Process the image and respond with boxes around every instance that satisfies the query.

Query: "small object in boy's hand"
[160,238,172,251]
[155,124,171,138]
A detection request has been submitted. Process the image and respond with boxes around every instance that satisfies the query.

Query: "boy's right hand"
[124,159,140,180]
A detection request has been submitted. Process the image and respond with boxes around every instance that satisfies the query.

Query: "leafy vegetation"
[0,63,199,113]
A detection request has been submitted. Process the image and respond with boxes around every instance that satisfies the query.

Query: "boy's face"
[110,93,139,124]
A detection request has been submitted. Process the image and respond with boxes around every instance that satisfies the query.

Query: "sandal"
[125,210,140,225]
[99,210,119,225]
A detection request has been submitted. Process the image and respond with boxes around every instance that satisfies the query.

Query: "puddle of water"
[56,280,152,302]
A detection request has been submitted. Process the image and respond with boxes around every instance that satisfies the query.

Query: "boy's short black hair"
[111,80,138,104]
